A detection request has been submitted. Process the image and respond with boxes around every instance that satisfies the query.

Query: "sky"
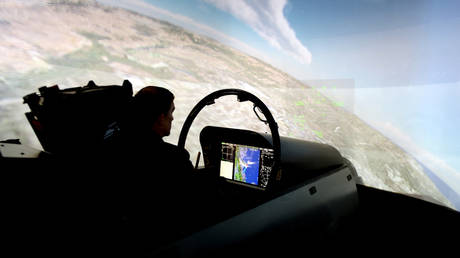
[97,0,460,196]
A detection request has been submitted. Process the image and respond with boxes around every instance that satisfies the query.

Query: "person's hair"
[128,86,174,130]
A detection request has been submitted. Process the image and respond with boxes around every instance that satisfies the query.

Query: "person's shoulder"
[162,141,190,159]
[161,141,194,172]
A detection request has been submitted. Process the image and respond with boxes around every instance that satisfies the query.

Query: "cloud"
[204,0,312,64]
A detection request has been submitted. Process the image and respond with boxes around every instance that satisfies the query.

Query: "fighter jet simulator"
[2,1,460,256]
[2,82,360,257]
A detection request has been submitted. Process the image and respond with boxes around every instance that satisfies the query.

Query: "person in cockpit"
[120,86,194,174]
[105,86,198,255]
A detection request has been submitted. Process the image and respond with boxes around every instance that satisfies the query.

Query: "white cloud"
[204,0,312,64]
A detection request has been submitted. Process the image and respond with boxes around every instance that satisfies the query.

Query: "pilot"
[117,85,196,189]
[106,86,197,255]
[122,85,194,173]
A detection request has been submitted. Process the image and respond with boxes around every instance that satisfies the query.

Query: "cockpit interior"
[2,81,459,257]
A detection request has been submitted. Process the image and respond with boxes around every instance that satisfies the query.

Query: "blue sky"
[98,0,460,195]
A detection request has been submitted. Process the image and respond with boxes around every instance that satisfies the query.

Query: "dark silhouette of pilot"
[115,86,194,173]
[106,86,197,256]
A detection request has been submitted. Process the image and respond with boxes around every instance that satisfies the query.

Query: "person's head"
[130,86,175,138]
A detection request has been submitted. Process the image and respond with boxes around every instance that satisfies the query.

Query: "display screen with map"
[220,142,274,188]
